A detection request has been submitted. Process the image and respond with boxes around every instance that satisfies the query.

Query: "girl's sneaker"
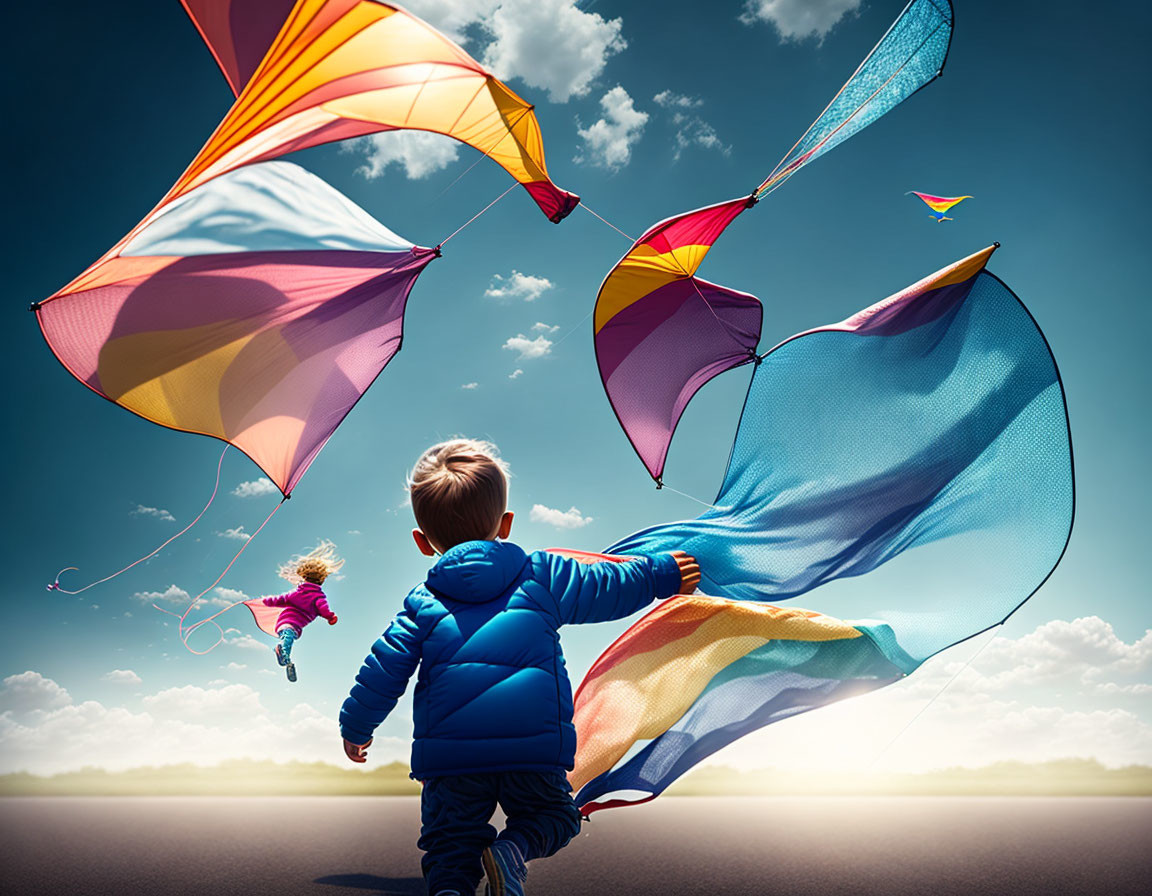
[274,643,290,666]
[482,840,527,896]
[285,661,297,682]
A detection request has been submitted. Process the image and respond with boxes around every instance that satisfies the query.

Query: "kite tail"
[47,446,229,595]
[158,496,287,654]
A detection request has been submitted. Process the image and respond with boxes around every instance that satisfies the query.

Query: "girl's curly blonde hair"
[278,541,345,585]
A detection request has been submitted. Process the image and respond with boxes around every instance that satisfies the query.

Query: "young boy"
[339,439,700,896]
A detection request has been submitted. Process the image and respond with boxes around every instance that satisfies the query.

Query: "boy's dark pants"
[419,770,582,894]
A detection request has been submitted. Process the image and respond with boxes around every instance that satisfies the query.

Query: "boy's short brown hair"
[408,439,510,550]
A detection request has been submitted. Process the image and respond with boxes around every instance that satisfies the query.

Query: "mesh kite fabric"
[756,0,954,197]
[36,162,436,495]
[572,247,1074,812]
[173,0,578,223]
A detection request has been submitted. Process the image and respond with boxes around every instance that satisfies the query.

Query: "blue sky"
[2,0,1149,774]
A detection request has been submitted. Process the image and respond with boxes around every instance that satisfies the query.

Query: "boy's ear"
[412,529,437,557]
[497,511,514,540]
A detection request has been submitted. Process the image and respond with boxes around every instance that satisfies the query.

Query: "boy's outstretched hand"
[671,550,701,593]
[328,615,338,625]
[343,737,371,763]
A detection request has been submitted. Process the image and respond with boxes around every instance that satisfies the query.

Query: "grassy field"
[2,758,1149,796]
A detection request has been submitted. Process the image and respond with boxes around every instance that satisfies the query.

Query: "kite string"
[438,183,518,248]
[581,202,635,243]
[659,482,716,510]
[47,445,229,595]
[536,202,631,352]
[866,626,1000,771]
[154,496,287,655]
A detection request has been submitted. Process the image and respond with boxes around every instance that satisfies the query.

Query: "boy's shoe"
[285,662,297,683]
[482,840,527,896]
[274,643,289,666]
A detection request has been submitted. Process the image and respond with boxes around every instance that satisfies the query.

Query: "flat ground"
[3,796,1150,895]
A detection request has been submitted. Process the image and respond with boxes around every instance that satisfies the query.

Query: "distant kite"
[908,191,972,222]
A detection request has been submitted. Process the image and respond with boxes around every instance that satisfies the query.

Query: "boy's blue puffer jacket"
[339,540,682,778]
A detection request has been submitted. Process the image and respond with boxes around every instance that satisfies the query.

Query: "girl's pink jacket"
[262,583,335,634]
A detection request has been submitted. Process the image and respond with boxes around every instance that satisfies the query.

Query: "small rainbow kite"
[908,191,972,222]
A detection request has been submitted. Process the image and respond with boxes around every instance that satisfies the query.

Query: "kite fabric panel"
[172,0,578,223]
[572,246,1074,812]
[36,161,437,496]
[594,197,763,482]
[756,0,953,198]
[908,191,973,221]
[181,0,297,95]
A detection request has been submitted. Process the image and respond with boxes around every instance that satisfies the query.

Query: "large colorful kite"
[37,161,435,497]
[573,246,1074,812]
[174,0,579,223]
[36,0,578,500]
[596,0,955,482]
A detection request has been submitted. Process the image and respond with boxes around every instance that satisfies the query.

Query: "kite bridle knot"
[432,245,443,257]
[28,301,42,313]
[744,192,760,209]
[655,477,664,490]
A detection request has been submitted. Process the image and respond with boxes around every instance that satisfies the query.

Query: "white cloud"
[653,90,703,110]
[531,321,560,334]
[217,527,251,542]
[231,478,279,499]
[461,382,480,390]
[347,530,362,536]
[481,0,626,102]
[503,334,553,360]
[653,91,729,161]
[207,587,249,609]
[529,504,593,529]
[709,617,1152,774]
[101,670,142,686]
[225,634,267,652]
[0,676,408,775]
[222,662,248,672]
[671,118,728,160]
[143,684,261,718]
[133,584,190,606]
[343,131,461,180]
[740,0,860,42]
[131,504,174,522]
[1,672,71,714]
[509,369,524,380]
[969,617,1152,693]
[576,86,648,170]
[403,0,501,43]
[485,270,554,302]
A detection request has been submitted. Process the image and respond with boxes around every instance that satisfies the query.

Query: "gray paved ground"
[3,796,1150,895]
